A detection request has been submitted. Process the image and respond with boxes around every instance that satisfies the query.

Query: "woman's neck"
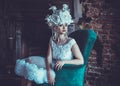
[56,34,68,44]
[58,34,66,40]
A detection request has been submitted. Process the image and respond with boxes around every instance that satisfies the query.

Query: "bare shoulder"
[68,37,75,42]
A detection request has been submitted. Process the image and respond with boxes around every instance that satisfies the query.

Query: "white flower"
[49,6,57,13]
[45,4,73,27]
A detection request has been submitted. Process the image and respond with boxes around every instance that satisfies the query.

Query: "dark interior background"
[0,0,73,85]
[0,0,120,86]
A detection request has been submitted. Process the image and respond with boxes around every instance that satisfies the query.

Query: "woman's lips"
[62,30,66,32]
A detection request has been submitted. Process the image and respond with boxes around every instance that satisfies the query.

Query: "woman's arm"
[46,43,52,71]
[64,43,84,65]
[55,43,84,70]
[46,43,55,85]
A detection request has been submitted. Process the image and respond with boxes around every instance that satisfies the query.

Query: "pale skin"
[46,24,84,85]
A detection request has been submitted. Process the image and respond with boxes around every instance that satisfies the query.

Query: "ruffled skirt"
[15,56,55,84]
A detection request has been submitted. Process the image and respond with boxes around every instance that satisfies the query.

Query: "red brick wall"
[83,0,120,86]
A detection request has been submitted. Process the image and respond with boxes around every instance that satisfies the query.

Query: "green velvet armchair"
[53,29,97,86]
[23,29,97,86]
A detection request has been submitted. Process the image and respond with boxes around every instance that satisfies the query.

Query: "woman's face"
[55,24,68,34]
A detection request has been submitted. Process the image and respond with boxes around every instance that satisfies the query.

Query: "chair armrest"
[62,64,84,69]
[55,64,86,86]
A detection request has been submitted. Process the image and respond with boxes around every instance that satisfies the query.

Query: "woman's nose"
[63,25,66,29]
[63,26,65,29]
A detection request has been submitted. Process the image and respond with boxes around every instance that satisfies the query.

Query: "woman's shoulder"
[68,37,76,45]
[68,37,75,42]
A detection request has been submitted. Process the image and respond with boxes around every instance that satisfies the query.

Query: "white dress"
[15,37,76,84]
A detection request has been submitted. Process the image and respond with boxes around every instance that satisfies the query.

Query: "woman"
[15,4,84,86]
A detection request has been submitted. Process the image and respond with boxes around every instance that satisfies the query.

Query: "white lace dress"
[15,37,76,84]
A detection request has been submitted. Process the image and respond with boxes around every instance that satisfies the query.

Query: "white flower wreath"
[45,4,73,27]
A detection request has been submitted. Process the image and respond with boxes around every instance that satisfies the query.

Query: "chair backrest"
[69,29,97,65]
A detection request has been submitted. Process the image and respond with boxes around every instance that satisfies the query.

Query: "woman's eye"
[59,24,63,27]
[65,24,68,26]
[58,24,68,27]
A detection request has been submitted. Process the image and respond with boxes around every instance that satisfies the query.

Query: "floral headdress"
[45,4,73,27]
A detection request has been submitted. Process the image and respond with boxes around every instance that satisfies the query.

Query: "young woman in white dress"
[15,4,84,86]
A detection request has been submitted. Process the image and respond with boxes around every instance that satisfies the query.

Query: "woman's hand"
[54,61,65,70]
[47,71,55,86]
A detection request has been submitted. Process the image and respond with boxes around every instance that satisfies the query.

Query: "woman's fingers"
[48,79,55,86]
[48,78,55,86]
[55,61,64,70]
